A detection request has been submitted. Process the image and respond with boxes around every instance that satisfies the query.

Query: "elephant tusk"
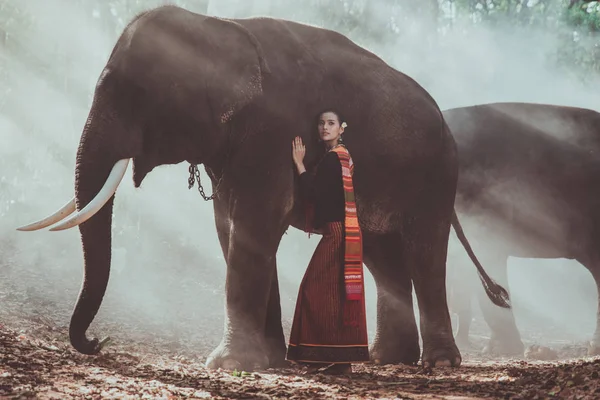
[16,197,77,231]
[49,158,130,232]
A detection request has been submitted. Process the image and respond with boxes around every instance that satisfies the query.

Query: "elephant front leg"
[206,196,288,371]
[363,232,420,365]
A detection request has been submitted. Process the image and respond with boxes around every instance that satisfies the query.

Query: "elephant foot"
[422,339,462,368]
[370,336,420,366]
[587,338,600,356]
[482,336,525,357]
[206,338,269,371]
[266,338,289,368]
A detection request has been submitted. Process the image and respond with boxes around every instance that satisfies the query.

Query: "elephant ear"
[204,17,271,125]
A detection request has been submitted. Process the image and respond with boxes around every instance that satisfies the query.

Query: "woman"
[286,110,369,375]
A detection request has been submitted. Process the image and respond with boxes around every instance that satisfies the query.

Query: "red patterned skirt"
[286,221,369,364]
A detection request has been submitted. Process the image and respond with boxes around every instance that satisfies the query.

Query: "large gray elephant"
[18,5,508,370]
[445,102,600,356]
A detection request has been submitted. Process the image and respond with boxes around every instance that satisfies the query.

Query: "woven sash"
[330,145,364,302]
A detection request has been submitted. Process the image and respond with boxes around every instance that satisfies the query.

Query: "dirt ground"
[2,307,600,399]
[2,251,600,399]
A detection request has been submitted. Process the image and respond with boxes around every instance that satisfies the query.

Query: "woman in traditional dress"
[287,109,369,375]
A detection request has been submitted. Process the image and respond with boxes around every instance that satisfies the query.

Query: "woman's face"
[318,112,344,144]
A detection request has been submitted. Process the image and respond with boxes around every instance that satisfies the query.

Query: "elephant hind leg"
[451,284,473,350]
[363,232,420,365]
[264,267,287,367]
[408,213,462,368]
[582,261,600,356]
[446,260,474,349]
[476,256,524,357]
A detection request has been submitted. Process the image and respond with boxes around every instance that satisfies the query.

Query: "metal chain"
[188,164,223,201]
[187,121,241,201]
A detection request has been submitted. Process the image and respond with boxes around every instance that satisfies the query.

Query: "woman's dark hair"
[315,108,346,126]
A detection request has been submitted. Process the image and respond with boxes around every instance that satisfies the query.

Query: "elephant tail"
[451,209,511,309]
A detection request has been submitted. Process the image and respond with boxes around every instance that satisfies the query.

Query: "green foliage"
[231,369,252,378]
[557,1,600,78]
[439,0,600,81]
[564,0,600,31]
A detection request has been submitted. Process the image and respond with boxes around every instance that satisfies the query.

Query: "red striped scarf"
[330,145,364,303]
[305,145,364,326]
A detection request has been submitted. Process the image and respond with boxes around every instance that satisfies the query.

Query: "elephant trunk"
[16,67,141,354]
[69,138,120,354]
[68,79,139,353]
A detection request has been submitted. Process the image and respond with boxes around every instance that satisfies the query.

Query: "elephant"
[17,5,508,370]
[444,102,600,356]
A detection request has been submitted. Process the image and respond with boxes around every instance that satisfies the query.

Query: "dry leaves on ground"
[1,318,600,400]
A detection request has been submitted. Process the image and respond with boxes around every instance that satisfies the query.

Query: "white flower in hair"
[341,122,348,128]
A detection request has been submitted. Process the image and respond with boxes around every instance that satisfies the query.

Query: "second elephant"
[445,102,600,356]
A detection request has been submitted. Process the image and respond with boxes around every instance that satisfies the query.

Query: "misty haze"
[1,0,600,398]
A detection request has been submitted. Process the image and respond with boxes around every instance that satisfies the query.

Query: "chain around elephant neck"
[188,164,223,201]
[187,122,237,201]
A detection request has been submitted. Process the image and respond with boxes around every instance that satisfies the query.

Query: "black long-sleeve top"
[299,151,345,229]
